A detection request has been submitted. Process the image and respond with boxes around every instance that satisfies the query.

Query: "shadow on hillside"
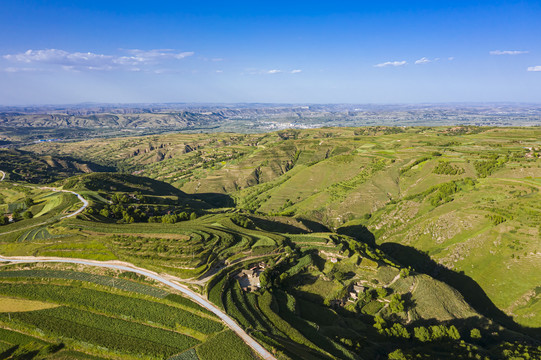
[249,217,330,234]
[192,193,235,208]
[297,218,331,233]
[379,242,541,341]
[336,224,376,247]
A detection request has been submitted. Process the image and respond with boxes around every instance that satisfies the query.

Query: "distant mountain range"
[1,103,540,130]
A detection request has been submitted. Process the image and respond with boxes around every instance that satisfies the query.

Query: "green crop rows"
[0,269,169,298]
[0,306,199,357]
[0,283,223,334]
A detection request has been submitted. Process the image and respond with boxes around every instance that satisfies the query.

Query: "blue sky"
[0,0,540,104]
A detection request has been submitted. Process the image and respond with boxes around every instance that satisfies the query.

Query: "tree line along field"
[0,125,540,359]
[0,262,258,360]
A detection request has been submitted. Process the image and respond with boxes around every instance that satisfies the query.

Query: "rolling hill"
[1,126,540,359]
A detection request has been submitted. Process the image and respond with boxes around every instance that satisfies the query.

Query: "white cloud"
[414,57,431,65]
[490,50,529,55]
[3,67,42,73]
[291,69,302,73]
[266,69,282,74]
[527,66,541,72]
[2,48,194,71]
[374,61,407,68]
[448,57,455,61]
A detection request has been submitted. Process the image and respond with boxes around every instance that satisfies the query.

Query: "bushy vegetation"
[433,160,465,175]
[473,155,507,177]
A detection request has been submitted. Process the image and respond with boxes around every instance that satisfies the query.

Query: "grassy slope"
[20,127,541,328]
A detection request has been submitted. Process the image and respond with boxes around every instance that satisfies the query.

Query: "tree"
[386,323,410,339]
[190,212,197,220]
[414,326,431,342]
[447,325,461,340]
[376,287,388,298]
[470,328,482,340]
[259,271,270,289]
[12,208,21,221]
[389,294,405,313]
[373,315,387,333]
[399,268,410,278]
[24,197,34,208]
[22,211,33,219]
[388,349,408,360]
[0,215,9,225]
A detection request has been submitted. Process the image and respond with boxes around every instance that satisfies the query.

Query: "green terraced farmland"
[0,264,256,360]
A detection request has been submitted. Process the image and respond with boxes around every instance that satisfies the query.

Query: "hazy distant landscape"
[1,103,540,147]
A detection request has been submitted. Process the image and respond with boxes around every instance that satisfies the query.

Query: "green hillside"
[0,126,539,359]
[23,126,541,329]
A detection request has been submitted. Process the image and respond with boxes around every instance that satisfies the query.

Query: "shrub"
[470,328,482,340]
[414,326,431,342]
[376,287,388,298]
[389,294,405,313]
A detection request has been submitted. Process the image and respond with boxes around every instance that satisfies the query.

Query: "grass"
[0,296,59,312]
[196,330,256,360]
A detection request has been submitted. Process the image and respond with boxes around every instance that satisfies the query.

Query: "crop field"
[0,296,59,312]
[0,265,261,360]
[0,268,170,298]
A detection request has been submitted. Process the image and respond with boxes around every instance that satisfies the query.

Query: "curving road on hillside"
[0,170,88,220]
[38,186,89,219]
[0,255,277,360]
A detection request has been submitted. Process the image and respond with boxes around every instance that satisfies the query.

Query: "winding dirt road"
[0,172,276,359]
[0,255,276,360]
[0,169,88,226]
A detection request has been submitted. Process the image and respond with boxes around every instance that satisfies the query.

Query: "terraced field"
[1,126,540,359]
[0,263,258,360]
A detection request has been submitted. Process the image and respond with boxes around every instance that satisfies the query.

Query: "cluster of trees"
[374,316,410,338]
[230,214,255,229]
[95,203,150,223]
[486,213,506,225]
[1,197,35,225]
[88,192,199,224]
[374,316,461,342]
[389,293,405,313]
[400,156,431,175]
[474,155,507,177]
[111,192,144,204]
[148,212,197,224]
[0,215,10,225]
[429,181,459,206]
[433,160,465,175]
